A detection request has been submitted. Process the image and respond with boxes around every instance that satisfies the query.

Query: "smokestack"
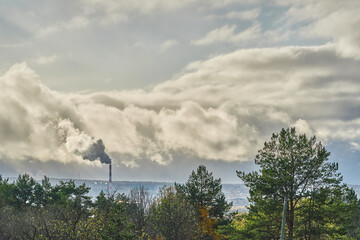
[108,163,112,193]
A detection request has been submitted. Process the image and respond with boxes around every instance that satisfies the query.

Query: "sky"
[1,0,360,183]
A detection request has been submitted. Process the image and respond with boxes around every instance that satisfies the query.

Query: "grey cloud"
[73,45,360,164]
[277,0,360,58]
[2,43,360,177]
[0,63,107,165]
[89,94,126,110]
[0,98,32,142]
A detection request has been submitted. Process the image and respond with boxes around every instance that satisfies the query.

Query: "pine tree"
[237,128,345,239]
[177,165,232,219]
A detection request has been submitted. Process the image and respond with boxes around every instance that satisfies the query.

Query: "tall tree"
[237,128,344,239]
[177,165,232,219]
[147,186,200,240]
[127,186,153,238]
[294,184,358,239]
[101,201,135,240]
[13,174,39,208]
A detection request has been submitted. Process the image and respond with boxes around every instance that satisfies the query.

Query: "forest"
[0,128,359,240]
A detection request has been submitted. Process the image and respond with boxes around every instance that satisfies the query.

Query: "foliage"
[0,155,359,240]
[147,185,201,240]
[0,174,133,239]
[127,185,153,238]
[216,212,249,240]
[237,128,359,239]
[176,165,232,240]
[176,165,232,219]
[100,201,135,240]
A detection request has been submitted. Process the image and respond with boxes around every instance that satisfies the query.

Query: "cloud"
[2,42,360,174]
[33,0,197,37]
[33,55,60,65]
[2,0,360,183]
[160,39,178,51]
[38,16,90,38]
[277,0,360,59]
[0,63,103,166]
[80,0,259,18]
[1,0,263,42]
[350,142,360,151]
[191,24,261,46]
[84,0,257,25]
[82,0,195,14]
[209,0,260,8]
[291,119,313,137]
[225,8,260,20]
[263,29,290,44]
[79,0,197,26]
[205,8,260,23]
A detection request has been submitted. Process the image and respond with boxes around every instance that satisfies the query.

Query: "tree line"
[0,127,359,239]
[0,165,231,239]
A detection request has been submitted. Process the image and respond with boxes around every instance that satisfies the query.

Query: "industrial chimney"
[108,163,112,193]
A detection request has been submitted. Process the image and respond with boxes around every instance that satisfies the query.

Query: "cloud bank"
[1,42,360,171]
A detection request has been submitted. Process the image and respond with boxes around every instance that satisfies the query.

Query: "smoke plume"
[83,139,111,164]
[59,119,111,164]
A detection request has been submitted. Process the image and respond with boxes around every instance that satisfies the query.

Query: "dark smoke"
[82,139,111,164]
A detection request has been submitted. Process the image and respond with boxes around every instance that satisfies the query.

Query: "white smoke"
[58,119,111,164]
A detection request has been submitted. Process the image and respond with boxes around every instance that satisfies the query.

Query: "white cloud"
[191,24,261,46]
[225,8,260,20]
[80,0,196,25]
[81,0,258,17]
[291,119,313,137]
[278,0,360,59]
[0,63,83,164]
[82,0,196,14]
[67,16,91,29]
[2,41,360,172]
[38,16,90,38]
[209,0,260,8]
[350,142,360,151]
[263,29,290,43]
[72,0,262,28]
[3,0,263,42]
[160,39,179,51]
[33,55,60,65]
[35,0,196,37]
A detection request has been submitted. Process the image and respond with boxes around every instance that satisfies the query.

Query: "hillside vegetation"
[0,128,359,239]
